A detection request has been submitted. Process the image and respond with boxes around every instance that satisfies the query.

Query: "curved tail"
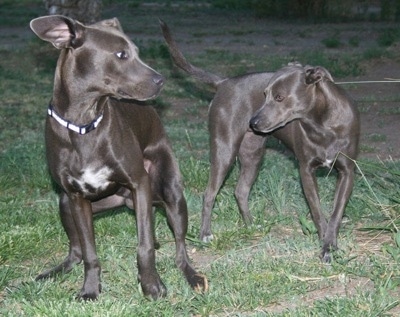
[159,19,224,89]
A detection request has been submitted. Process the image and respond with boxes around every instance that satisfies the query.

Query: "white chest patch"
[68,166,112,194]
[322,159,334,168]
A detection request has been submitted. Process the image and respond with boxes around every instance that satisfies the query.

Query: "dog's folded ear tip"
[305,66,334,84]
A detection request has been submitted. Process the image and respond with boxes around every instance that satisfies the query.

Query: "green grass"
[1,2,400,316]
[377,28,400,47]
[0,0,43,27]
[321,36,342,49]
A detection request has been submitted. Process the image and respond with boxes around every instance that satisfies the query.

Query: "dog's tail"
[159,19,224,89]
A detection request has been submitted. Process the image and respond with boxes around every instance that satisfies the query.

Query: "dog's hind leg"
[200,135,241,242]
[36,192,83,280]
[235,132,266,225]
[165,193,208,292]
[148,149,208,292]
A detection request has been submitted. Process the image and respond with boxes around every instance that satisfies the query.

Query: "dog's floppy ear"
[97,17,123,32]
[30,15,85,49]
[304,66,334,85]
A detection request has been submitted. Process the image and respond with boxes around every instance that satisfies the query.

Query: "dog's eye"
[115,51,128,60]
[275,94,285,102]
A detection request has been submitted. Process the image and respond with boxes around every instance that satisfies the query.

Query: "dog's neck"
[51,89,107,129]
[51,53,108,126]
[47,103,104,135]
[315,82,355,130]
[300,116,335,137]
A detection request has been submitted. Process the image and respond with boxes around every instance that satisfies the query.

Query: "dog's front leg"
[134,176,166,299]
[322,165,355,262]
[68,194,101,301]
[298,164,328,243]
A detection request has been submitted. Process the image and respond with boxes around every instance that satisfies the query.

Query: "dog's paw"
[140,278,167,300]
[77,291,99,301]
[36,272,52,280]
[320,243,338,263]
[201,234,214,243]
[189,273,209,293]
[320,251,332,264]
[77,285,101,301]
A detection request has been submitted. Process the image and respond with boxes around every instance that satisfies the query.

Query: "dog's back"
[209,72,273,130]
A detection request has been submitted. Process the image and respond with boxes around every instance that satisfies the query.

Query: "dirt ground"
[2,4,399,162]
[133,5,400,162]
[158,17,400,162]
[344,59,400,161]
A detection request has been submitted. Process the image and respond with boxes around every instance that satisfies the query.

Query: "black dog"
[30,15,207,300]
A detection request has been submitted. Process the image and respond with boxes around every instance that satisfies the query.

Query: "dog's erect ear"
[30,15,85,49]
[97,17,123,32]
[304,66,334,85]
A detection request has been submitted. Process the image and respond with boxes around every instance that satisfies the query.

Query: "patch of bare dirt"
[266,275,374,313]
[130,4,400,161]
[342,59,400,160]
[157,9,400,161]
[265,228,399,314]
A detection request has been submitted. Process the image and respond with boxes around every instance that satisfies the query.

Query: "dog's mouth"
[116,89,162,102]
[256,121,288,134]
[117,89,134,99]
[257,113,302,133]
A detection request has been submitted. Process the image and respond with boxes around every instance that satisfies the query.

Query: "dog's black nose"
[249,116,259,130]
[153,74,164,86]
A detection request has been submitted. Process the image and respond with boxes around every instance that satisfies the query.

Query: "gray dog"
[160,21,273,240]
[30,15,207,300]
[161,21,359,262]
[250,65,360,261]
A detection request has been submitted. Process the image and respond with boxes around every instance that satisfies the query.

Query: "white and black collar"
[47,104,103,135]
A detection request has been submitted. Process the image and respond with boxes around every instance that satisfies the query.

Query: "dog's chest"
[313,138,350,168]
[67,166,113,196]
